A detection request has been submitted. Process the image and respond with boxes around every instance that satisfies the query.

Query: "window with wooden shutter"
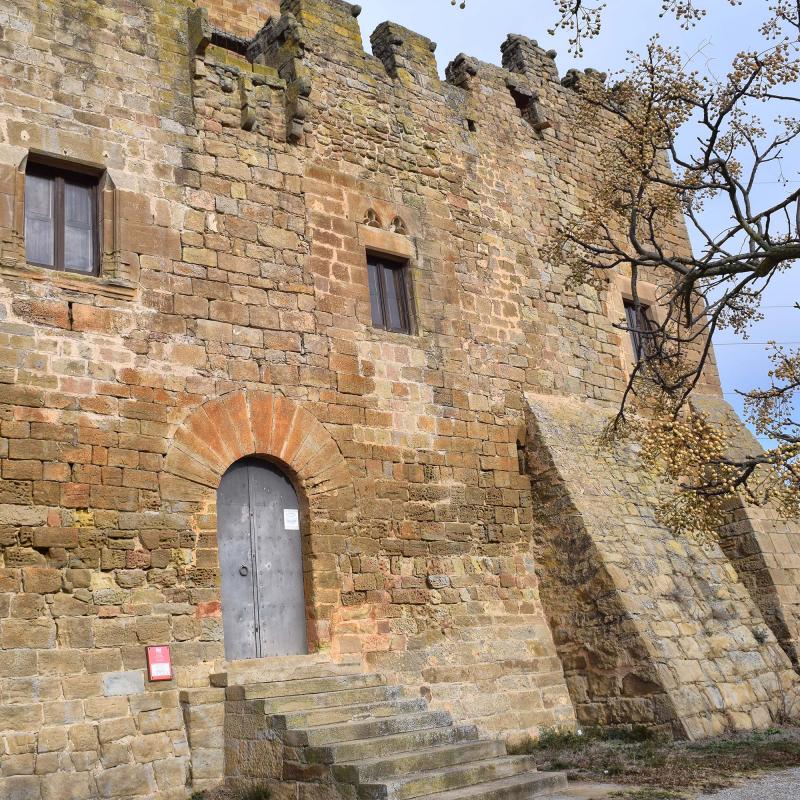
[24,162,100,275]
[367,255,412,334]
[623,299,655,362]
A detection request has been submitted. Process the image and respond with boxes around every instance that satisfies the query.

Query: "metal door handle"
[239,565,249,577]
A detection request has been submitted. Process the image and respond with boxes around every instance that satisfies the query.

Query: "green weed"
[236,788,271,800]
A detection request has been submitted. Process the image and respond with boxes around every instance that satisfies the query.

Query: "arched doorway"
[217,457,308,660]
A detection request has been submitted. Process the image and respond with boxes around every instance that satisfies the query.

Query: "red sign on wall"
[146,645,173,682]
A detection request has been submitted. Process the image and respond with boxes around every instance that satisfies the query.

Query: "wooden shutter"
[63,180,96,273]
[624,300,652,361]
[24,172,56,267]
[367,255,411,334]
[24,163,99,274]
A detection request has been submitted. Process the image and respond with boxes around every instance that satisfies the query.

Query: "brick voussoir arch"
[160,390,353,500]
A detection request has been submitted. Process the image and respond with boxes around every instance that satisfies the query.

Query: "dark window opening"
[517,441,527,475]
[24,161,101,275]
[211,28,251,59]
[367,255,411,334]
[509,87,531,115]
[623,299,655,362]
[507,86,551,132]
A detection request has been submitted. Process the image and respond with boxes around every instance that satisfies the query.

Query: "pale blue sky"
[355,0,799,442]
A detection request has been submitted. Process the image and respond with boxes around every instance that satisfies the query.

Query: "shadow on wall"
[524,392,799,741]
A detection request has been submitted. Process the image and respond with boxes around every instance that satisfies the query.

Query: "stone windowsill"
[366,326,424,345]
[0,259,137,301]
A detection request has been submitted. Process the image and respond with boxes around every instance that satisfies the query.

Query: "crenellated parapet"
[280,0,364,51]
[249,11,307,76]
[501,34,559,85]
[188,0,619,147]
[248,12,312,141]
[370,21,439,85]
[189,0,624,153]
[189,8,283,137]
[445,53,480,90]
[561,67,609,90]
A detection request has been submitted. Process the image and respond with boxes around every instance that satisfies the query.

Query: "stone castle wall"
[0,1,798,798]
[198,0,281,39]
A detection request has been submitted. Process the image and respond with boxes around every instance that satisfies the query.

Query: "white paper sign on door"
[284,509,300,530]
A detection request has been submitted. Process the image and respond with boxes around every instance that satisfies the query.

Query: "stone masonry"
[0,0,798,798]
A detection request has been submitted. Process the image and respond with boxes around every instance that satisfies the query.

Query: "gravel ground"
[697,768,800,799]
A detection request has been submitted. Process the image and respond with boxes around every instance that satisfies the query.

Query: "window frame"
[623,298,655,363]
[24,159,102,276]
[367,254,412,335]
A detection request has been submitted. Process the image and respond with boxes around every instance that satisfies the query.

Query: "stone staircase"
[214,655,567,800]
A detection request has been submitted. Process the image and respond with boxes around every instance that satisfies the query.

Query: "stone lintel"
[358,225,415,261]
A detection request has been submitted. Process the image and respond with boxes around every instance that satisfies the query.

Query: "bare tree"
[455,2,746,55]
[456,1,800,540]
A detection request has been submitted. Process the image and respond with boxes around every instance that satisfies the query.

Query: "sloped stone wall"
[525,393,798,739]
[692,395,800,671]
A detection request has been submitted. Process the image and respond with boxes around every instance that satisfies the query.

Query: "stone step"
[251,684,412,714]
[276,697,429,729]
[286,710,453,747]
[212,654,361,687]
[417,771,568,800]
[225,672,387,701]
[333,741,508,783]
[308,724,481,765]
[358,755,543,800]
[218,665,563,800]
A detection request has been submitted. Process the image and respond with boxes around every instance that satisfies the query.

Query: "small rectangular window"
[367,255,411,334]
[623,299,654,362]
[24,162,100,275]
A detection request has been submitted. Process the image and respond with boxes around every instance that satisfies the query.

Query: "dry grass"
[514,725,800,796]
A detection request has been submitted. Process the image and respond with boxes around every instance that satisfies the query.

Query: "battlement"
[194,0,619,103]
[198,0,578,82]
[190,0,616,147]
[501,34,560,85]
[371,21,439,83]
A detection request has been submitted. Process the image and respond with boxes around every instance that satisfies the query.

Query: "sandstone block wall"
[198,0,281,40]
[525,393,798,739]
[0,0,798,798]
[692,395,800,670]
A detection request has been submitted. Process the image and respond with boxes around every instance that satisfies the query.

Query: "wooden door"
[217,458,308,660]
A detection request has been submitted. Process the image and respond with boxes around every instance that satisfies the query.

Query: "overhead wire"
[714,341,800,346]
